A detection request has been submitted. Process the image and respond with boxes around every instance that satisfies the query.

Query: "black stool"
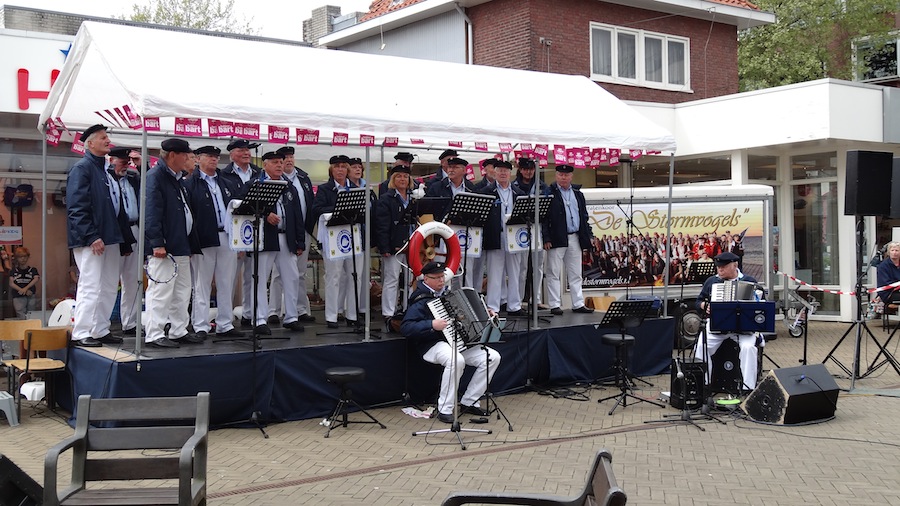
[597,332,664,415]
[324,366,386,438]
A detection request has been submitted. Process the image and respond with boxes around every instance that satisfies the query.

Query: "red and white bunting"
[53,117,69,133]
[629,149,643,160]
[553,145,566,163]
[122,105,142,130]
[411,138,424,144]
[533,144,549,161]
[332,132,349,146]
[449,141,463,148]
[360,134,375,146]
[143,117,161,131]
[474,142,488,151]
[71,137,85,154]
[296,129,319,145]
[208,119,234,137]
[233,122,260,140]
[499,143,513,153]
[174,117,203,137]
[383,137,399,147]
[520,143,533,155]
[539,158,549,168]
[465,165,476,181]
[513,150,522,160]
[45,128,60,147]
[589,148,603,168]
[268,125,290,144]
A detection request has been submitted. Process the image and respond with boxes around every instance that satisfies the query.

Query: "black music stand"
[214,178,287,438]
[596,300,665,414]
[322,188,371,336]
[444,192,494,288]
[688,261,717,284]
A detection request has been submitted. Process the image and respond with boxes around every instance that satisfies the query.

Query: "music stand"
[444,192,494,288]
[322,188,370,336]
[596,301,665,414]
[215,178,287,438]
[688,261,717,284]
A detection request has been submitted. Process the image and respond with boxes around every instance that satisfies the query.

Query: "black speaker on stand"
[845,150,892,217]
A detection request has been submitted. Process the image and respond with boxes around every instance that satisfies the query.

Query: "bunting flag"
[499,143,513,153]
[449,141,463,148]
[332,132,349,146]
[465,164,476,181]
[45,127,60,146]
[520,143,533,155]
[553,145,566,163]
[174,117,203,137]
[268,125,289,144]
[474,142,488,151]
[629,149,643,160]
[143,117,161,131]
[122,105,142,129]
[233,122,260,140]
[360,134,375,146]
[383,137,399,147]
[71,137,85,154]
[209,119,234,137]
[411,138,424,144]
[296,128,319,145]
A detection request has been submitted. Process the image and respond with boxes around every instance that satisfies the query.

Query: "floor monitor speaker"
[845,150,892,216]
[741,363,839,425]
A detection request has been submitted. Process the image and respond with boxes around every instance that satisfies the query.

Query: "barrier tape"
[774,269,900,297]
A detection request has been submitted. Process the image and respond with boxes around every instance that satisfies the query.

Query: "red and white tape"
[774,270,900,297]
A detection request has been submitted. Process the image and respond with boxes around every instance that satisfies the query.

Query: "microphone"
[675,359,684,379]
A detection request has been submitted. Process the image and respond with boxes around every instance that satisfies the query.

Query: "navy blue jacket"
[253,174,306,253]
[480,182,525,250]
[696,272,759,311]
[184,169,242,249]
[285,167,316,237]
[221,161,261,196]
[401,285,447,356]
[424,178,478,222]
[374,189,414,255]
[66,152,124,249]
[311,178,359,223]
[541,183,592,250]
[876,258,900,302]
[144,161,201,256]
[512,176,548,195]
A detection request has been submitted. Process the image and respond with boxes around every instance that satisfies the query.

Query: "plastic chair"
[4,327,70,418]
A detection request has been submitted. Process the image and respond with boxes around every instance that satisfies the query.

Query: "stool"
[323,366,386,438]
[597,333,664,415]
[0,391,18,427]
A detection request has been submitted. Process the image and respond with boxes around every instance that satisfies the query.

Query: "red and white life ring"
[407,221,461,278]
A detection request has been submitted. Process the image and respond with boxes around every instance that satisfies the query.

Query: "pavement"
[3,320,900,505]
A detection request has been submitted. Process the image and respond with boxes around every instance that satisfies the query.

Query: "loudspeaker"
[670,358,704,409]
[0,454,42,506]
[710,338,742,394]
[741,363,839,425]
[891,157,900,219]
[845,150,892,216]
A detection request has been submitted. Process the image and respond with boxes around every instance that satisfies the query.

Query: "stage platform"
[57,311,675,426]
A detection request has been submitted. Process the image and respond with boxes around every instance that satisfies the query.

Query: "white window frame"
[589,22,692,93]
[852,33,899,83]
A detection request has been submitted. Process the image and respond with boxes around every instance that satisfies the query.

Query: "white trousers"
[423,341,500,415]
[118,224,141,331]
[239,255,254,320]
[190,233,237,333]
[145,255,192,342]
[72,245,121,341]
[485,249,525,312]
[547,233,585,310]
[520,247,545,305]
[324,253,363,322]
[381,253,406,318]
[269,232,313,318]
[695,331,760,389]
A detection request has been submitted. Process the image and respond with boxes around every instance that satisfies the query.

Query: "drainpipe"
[454,3,473,64]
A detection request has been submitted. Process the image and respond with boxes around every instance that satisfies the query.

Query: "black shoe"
[148,337,180,348]
[326,321,339,329]
[282,321,305,332]
[121,327,138,336]
[346,319,358,327]
[174,333,205,344]
[550,307,564,315]
[241,318,253,328]
[500,303,508,312]
[254,324,271,335]
[73,337,102,347]
[96,333,123,344]
[572,306,594,314]
[460,404,490,416]
[216,328,244,338]
[298,314,316,323]
[267,315,281,325]
[436,412,454,424]
[506,309,526,317]
[337,313,346,322]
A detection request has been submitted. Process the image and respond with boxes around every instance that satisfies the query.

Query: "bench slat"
[84,457,181,481]
[87,426,195,451]
[60,487,179,505]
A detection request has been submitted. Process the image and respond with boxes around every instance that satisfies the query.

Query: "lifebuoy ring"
[408,221,461,278]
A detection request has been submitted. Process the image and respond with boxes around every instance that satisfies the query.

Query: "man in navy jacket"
[108,147,142,337]
[66,124,124,347]
[425,157,480,290]
[541,164,594,315]
[143,138,202,348]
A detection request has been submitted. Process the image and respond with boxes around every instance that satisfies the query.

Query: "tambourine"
[144,253,178,284]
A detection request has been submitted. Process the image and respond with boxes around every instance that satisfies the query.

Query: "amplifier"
[670,358,705,410]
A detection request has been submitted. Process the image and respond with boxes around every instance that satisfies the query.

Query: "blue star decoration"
[60,43,71,61]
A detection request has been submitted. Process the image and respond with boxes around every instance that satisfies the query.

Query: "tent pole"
[363,146,372,341]
[40,122,47,323]
[135,129,148,358]
[661,153,675,317]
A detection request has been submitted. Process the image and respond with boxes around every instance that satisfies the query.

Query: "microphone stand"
[643,357,706,431]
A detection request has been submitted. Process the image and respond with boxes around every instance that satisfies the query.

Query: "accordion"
[427,287,502,351]
[711,279,756,302]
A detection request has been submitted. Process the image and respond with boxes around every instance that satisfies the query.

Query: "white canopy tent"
[38,21,678,345]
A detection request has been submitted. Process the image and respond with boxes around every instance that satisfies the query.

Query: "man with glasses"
[513,157,549,310]
[426,157,479,289]
[222,139,261,328]
[401,261,500,424]
[108,147,140,337]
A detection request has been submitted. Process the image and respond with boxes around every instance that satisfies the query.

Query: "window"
[854,38,899,82]
[590,22,690,92]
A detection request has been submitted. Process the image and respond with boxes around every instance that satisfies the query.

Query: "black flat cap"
[481,158,499,168]
[108,147,130,159]
[495,160,513,170]
[276,146,295,155]
[329,155,351,165]
[555,164,574,173]
[349,157,363,165]
[446,157,468,167]
[79,124,108,142]
[226,139,261,151]
[261,151,285,161]
[439,149,458,160]
[390,165,411,176]
[160,138,192,153]
[714,252,740,265]
[421,261,445,275]
[394,152,415,163]
[517,158,536,169]
[194,145,221,156]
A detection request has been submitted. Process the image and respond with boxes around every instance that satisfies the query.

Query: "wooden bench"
[441,448,626,506]
[43,392,209,506]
